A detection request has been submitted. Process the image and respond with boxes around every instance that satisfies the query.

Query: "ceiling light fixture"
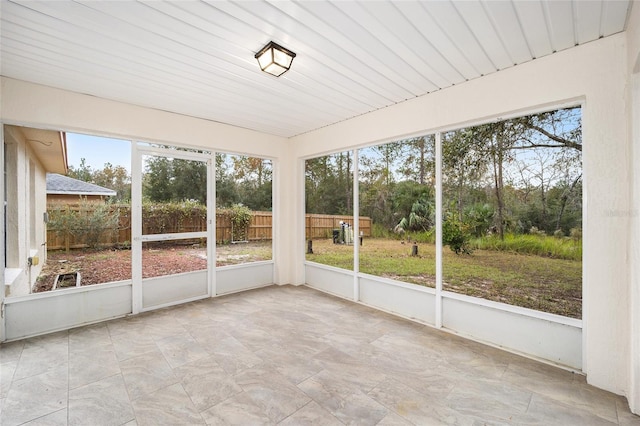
[255,41,296,77]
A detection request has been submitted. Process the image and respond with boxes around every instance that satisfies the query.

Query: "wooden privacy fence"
[216,211,272,243]
[305,214,371,240]
[46,204,371,250]
[46,204,132,252]
[46,204,273,250]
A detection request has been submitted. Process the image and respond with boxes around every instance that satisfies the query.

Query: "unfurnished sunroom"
[1,0,639,422]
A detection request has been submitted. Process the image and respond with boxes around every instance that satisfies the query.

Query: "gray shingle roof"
[46,173,117,197]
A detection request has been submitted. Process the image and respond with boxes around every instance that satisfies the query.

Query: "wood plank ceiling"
[0,0,632,138]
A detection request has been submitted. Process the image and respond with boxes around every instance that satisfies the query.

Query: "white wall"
[290,34,632,402]
[0,124,4,341]
[0,78,285,157]
[3,128,24,269]
[3,126,48,296]
[626,1,640,414]
[31,156,47,285]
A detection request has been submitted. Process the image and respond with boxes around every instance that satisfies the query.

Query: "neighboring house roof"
[46,173,117,197]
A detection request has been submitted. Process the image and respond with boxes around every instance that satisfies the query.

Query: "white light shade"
[255,41,296,77]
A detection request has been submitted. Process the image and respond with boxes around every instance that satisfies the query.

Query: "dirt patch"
[35,241,272,293]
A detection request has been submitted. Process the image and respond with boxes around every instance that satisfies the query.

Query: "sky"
[66,133,131,172]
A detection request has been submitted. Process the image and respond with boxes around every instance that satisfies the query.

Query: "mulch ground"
[35,242,271,292]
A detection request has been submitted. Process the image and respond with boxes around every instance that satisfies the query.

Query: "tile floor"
[0,285,638,425]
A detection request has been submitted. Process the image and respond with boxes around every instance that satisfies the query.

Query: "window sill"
[4,268,23,286]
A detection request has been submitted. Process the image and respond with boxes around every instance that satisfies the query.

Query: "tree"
[442,107,582,240]
[511,108,582,152]
[67,158,94,182]
[216,153,239,208]
[142,155,208,204]
[398,136,435,185]
[172,158,207,203]
[92,162,131,201]
[215,154,273,211]
[68,158,131,202]
[442,129,488,220]
[142,156,173,202]
[305,153,352,215]
[395,193,435,234]
[232,156,271,187]
[486,122,511,240]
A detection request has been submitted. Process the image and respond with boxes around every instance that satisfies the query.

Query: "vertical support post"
[0,124,5,342]
[353,149,360,302]
[207,154,216,297]
[298,158,307,285]
[435,132,443,328]
[628,72,640,414]
[131,142,142,314]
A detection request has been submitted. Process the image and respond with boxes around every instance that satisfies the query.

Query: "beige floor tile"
[518,393,618,425]
[13,336,69,381]
[207,336,264,375]
[68,374,134,426]
[120,350,179,401]
[22,408,68,425]
[278,401,343,425]
[1,366,68,426]
[109,331,158,362]
[68,323,112,352]
[369,377,475,425]
[0,361,17,398]
[68,347,121,390]
[2,285,638,425]
[375,411,416,425]
[132,383,204,425]
[200,391,275,425]
[155,333,209,368]
[235,367,311,422]
[173,355,242,411]
[0,341,24,364]
[317,391,389,425]
[617,398,640,426]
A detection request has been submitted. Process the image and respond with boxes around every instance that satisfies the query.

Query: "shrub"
[219,203,252,242]
[142,200,206,234]
[80,201,120,248]
[48,198,120,250]
[463,203,494,237]
[395,196,435,235]
[442,213,472,255]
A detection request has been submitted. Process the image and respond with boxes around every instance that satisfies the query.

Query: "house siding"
[4,126,47,296]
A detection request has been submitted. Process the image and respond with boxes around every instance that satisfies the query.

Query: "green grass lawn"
[306,238,582,319]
